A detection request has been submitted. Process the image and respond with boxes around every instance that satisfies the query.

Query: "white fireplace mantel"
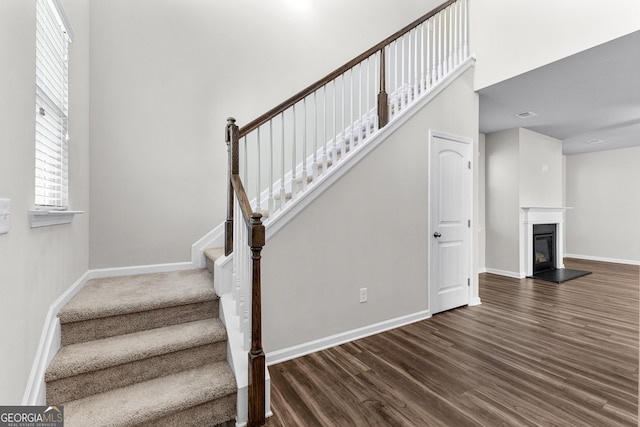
[521,207,573,277]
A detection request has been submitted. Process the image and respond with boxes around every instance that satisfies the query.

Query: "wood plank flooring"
[266,259,638,426]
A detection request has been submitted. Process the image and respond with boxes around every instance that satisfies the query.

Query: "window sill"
[28,209,84,228]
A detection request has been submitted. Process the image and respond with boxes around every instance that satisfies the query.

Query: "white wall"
[0,0,90,404]
[565,147,640,263]
[470,0,640,90]
[262,68,478,353]
[88,0,443,268]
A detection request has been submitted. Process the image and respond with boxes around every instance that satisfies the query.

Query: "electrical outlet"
[359,288,367,303]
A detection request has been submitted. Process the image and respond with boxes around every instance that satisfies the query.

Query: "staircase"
[45,264,237,426]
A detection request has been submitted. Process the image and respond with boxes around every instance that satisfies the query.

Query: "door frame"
[427,129,475,315]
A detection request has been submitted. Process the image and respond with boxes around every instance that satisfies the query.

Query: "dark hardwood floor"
[265,258,639,426]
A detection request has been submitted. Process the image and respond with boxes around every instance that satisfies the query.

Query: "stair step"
[59,269,218,345]
[46,319,228,404]
[204,247,225,274]
[63,363,236,427]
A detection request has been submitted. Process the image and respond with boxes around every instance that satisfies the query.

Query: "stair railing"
[230,0,467,224]
[223,1,468,425]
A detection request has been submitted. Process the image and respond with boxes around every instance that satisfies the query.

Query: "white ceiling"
[478,30,640,155]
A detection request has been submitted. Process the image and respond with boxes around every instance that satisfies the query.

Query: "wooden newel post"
[377,47,389,129]
[248,212,266,427]
[225,117,239,256]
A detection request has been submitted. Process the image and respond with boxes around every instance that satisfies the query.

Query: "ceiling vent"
[586,139,604,144]
[515,111,537,119]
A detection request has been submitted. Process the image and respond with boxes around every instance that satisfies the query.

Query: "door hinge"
[467,278,470,287]
[468,219,471,228]
[468,161,471,169]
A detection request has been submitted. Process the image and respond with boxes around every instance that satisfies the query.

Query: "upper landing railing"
[224,1,468,425]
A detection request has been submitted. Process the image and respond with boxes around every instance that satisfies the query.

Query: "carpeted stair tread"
[203,247,225,263]
[46,318,226,382]
[63,363,236,427]
[59,269,216,323]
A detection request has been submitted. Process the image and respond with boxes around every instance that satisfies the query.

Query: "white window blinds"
[35,0,72,208]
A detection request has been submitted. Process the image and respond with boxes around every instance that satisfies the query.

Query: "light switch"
[0,198,10,235]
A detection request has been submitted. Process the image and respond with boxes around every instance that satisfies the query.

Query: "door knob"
[433,231,442,238]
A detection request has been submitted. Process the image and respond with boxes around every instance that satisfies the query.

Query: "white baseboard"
[469,297,482,306]
[478,267,488,274]
[565,253,640,266]
[266,310,431,366]
[22,271,91,405]
[484,268,525,279]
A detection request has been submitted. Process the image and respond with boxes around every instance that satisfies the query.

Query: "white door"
[429,132,472,315]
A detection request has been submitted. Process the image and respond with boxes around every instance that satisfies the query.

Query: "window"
[35,0,73,208]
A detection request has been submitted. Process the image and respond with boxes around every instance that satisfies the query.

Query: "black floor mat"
[528,268,592,283]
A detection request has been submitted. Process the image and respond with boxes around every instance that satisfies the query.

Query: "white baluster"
[431,18,436,84]
[438,12,443,80]
[420,23,425,94]
[291,104,297,200]
[358,61,362,144]
[459,2,464,63]
[426,21,431,90]
[394,40,399,115]
[341,74,346,159]
[280,112,285,210]
[448,6,453,72]
[401,35,406,111]
[243,136,248,188]
[414,28,419,97]
[464,0,468,59]
[406,33,410,107]
[374,51,380,131]
[332,79,338,163]
[349,69,354,152]
[451,3,458,67]
[443,9,448,75]
[256,127,261,212]
[268,119,274,217]
[302,97,308,191]
[322,85,327,174]
[366,56,371,139]
[312,91,318,180]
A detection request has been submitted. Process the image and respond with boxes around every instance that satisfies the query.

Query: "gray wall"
[478,133,486,272]
[262,68,479,353]
[565,146,640,262]
[485,129,520,273]
[88,0,442,268]
[0,0,91,404]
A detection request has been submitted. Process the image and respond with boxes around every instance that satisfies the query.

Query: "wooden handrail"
[239,0,457,137]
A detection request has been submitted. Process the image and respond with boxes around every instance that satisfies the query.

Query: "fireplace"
[522,207,591,283]
[521,207,569,277]
[533,224,556,274]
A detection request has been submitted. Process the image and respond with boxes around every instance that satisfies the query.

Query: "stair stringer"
[189,57,476,262]
[263,56,476,241]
